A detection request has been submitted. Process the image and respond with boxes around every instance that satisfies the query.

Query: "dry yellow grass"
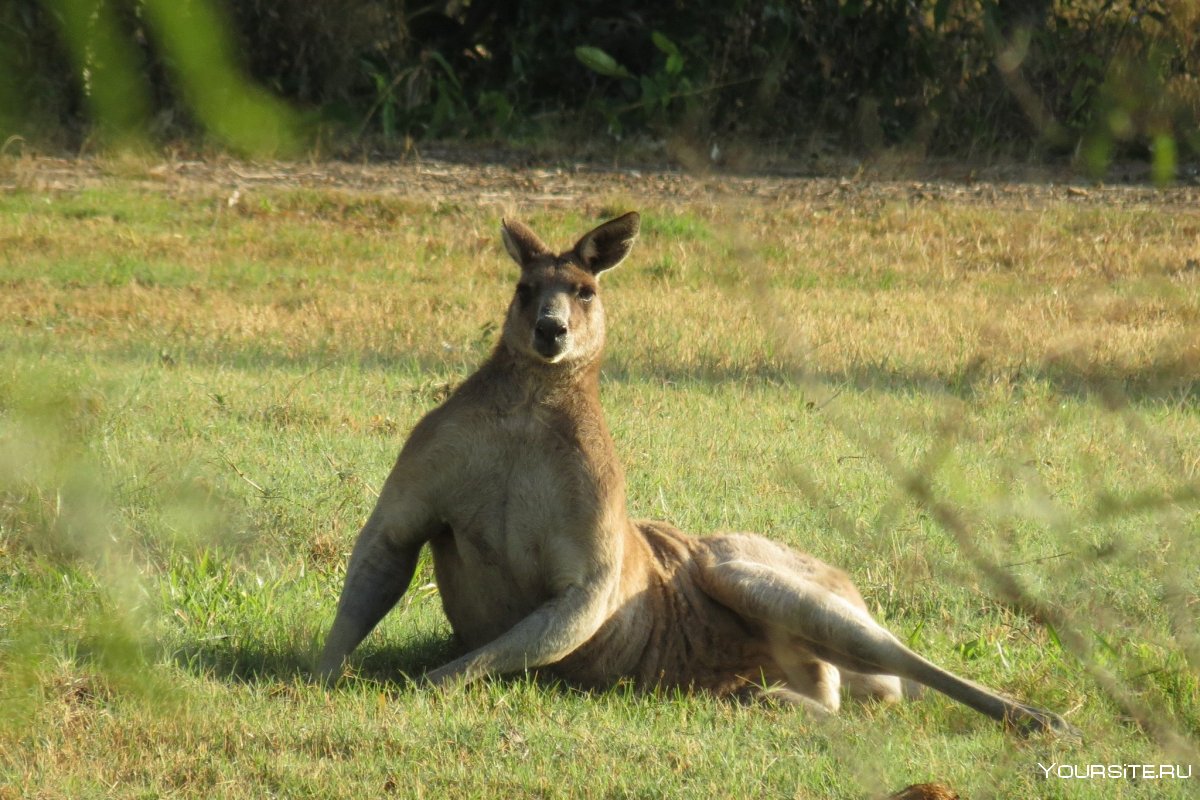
[3,176,1196,394]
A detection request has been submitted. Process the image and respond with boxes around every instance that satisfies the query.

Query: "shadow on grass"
[168,630,461,690]
[166,629,610,703]
[608,356,1199,406]
[36,337,1200,406]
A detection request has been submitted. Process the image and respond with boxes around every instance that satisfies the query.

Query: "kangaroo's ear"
[501,219,550,267]
[571,212,640,276]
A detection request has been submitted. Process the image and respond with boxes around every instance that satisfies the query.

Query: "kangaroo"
[317,212,1073,735]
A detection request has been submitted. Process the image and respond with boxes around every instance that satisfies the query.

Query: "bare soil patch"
[7,150,1200,213]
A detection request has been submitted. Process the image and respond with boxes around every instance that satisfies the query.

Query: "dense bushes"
[3,0,1198,170]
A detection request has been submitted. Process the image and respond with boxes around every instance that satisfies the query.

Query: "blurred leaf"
[138,0,304,155]
[426,50,462,90]
[651,31,680,58]
[477,90,513,128]
[956,637,986,660]
[43,0,151,143]
[1045,623,1063,650]
[575,46,631,79]
[1151,133,1177,186]
[906,618,926,649]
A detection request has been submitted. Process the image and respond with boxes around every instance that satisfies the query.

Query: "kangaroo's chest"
[447,409,598,541]
[430,407,609,642]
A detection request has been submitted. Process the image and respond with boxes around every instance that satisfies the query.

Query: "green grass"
[1,167,1198,798]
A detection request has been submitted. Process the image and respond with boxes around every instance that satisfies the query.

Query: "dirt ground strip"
[5,151,1200,212]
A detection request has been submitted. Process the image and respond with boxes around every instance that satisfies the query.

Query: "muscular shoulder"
[400,367,507,454]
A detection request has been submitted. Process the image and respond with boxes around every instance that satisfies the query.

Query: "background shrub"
[3,0,1197,169]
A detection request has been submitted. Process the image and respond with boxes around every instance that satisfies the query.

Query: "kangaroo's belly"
[552,520,778,695]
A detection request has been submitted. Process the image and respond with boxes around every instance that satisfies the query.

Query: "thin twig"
[1000,551,1074,569]
[905,468,1199,761]
[220,452,268,497]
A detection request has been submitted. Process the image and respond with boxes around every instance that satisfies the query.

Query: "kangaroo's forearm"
[425,584,612,684]
[318,540,421,681]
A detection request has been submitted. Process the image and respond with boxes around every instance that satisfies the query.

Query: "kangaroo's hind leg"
[842,669,904,703]
[695,534,1075,736]
[765,629,843,713]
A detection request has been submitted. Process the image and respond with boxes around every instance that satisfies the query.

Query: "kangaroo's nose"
[535,317,567,342]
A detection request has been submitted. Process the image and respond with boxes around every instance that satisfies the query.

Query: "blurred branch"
[43,0,152,144]
[902,462,1198,761]
[138,0,304,155]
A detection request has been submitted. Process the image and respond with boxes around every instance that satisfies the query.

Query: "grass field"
[1,156,1198,798]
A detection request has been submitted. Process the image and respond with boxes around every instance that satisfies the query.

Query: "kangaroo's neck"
[489,341,604,409]
[482,343,625,498]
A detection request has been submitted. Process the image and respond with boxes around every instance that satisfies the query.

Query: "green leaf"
[651,31,680,58]
[905,618,926,649]
[956,637,986,660]
[575,46,632,79]
[1151,133,1177,186]
[1045,623,1062,650]
[426,50,461,90]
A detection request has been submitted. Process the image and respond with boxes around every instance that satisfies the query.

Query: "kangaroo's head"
[499,212,640,367]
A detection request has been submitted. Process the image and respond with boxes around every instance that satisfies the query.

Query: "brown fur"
[885,784,961,800]
[317,213,1074,736]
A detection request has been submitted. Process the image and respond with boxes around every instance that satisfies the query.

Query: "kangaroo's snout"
[533,314,569,358]
[535,316,567,341]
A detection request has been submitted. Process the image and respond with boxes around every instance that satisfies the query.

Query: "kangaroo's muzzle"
[533,315,569,359]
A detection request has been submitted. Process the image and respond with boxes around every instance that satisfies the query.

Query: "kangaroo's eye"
[516,283,534,306]
[577,286,596,303]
